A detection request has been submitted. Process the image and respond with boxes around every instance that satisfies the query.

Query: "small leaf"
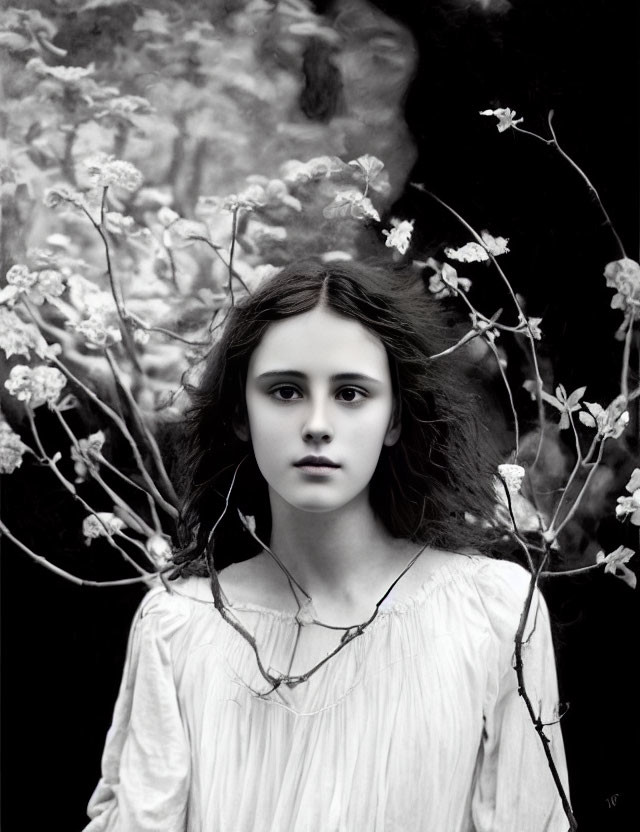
[578,411,597,428]
[566,386,587,408]
[555,384,567,402]
[540,390,563,411]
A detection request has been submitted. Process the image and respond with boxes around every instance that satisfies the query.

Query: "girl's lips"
[294,456,340,468]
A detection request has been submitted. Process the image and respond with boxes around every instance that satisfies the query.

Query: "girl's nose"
[302,399,334,443]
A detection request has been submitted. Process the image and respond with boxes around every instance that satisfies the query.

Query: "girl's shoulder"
[391,548,531,603]
[135,575,215,627]
[391,550,541,630]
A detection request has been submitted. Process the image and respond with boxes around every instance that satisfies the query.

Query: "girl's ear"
[232,408,250,442]
[383,401,401,447]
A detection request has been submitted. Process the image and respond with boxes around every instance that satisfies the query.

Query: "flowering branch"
[104,349,179,506]
[0,519,158,588]
[47,355,178,519]
[52,405,159,541]
[24,407,151,576]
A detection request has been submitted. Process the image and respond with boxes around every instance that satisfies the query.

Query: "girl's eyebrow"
[255,370,382,384]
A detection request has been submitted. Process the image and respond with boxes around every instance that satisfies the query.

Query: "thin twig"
[547,410,585,532]
[0,520,157,587]
[52,406,157,541]
[544,112,626,259]
[487,337,520,459]
[513,558,578,831]
[25,407,149,576]
[47,354,178,519]
[546,440,607,541]
[411,183,547,466]
[104,349,179,505]
[621,310,636,400]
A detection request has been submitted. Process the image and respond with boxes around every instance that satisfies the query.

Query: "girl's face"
[242,304,400,515]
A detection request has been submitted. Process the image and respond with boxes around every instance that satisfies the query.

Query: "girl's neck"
[267,490,409,604]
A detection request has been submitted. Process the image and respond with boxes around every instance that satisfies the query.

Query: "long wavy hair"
[170,258,500,578]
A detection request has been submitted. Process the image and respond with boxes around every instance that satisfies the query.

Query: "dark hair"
[170,258,500,577]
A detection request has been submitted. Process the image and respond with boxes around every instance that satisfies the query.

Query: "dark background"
[2,1,639,829]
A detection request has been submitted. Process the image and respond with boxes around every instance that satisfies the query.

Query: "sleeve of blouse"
[83,586,191,832]
[471,560,571,832]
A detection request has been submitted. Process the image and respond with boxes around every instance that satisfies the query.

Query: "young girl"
[84,259,570,831]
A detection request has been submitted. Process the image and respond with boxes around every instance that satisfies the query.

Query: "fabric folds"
[84,555,570,832]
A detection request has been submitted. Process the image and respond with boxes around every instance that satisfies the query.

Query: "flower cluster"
[2,265,67,308]
[27,57,95,83]
[72,314,122,348]
[70,431,105,483]
[596,546,636,590]
[498,463,526,494]
[445,230,509,263]
[4,364,66,408]
[616,469,640,525]
[479,107,523,132]
[84,154,143,192]
[0,308,55,360]
[579,396,629,439]
[0,420,30,475]
[382,218,414,255]
[82,512,126,545]
[145,533,172,567]
[6,264,37,292]
[604,258,640,314]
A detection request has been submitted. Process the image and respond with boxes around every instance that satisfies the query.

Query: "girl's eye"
[336,387,367,403]
[271,385,301,401]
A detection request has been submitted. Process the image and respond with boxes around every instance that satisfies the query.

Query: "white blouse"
[84,555,570,832]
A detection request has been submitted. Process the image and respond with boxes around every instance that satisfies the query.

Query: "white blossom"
[82,512,126,545]
[0,309,52,359]
[30,269,66,305]
[479,107,524,132]
[70,430,105,482]
[105,212,136,235]
[4,364,66,408]
[616,468,640,526]
[498,463,526,494]
[0,420,30,475]
[596,546,636,589]
[604,258,640,313]
[445,231,509,263]
[579,396,629,439]
[84,153,143,192]
[133,328,150,345]
[27,57,95,83]
[382,218,414,255]
[6,264,37,291]
[145,534,172,567]
[73,313,122,348]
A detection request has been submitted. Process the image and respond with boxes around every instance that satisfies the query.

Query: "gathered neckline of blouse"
[175,552,487,622]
